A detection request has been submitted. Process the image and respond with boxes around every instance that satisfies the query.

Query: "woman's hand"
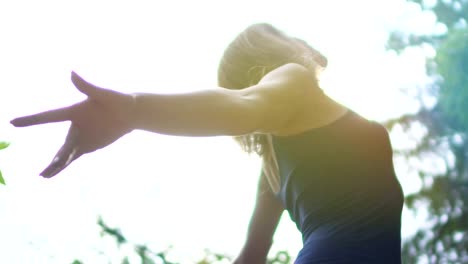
[11,72,136,178]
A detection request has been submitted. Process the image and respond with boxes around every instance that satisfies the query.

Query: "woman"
[11,23,403,263]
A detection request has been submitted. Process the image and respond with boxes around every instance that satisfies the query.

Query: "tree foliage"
[71,217,292,264]
[0,141,10,185]
[386,0,468,263]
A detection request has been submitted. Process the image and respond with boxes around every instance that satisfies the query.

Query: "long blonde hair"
[217,23,327,193]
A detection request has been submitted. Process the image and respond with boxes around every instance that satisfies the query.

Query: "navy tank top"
[273,110,404,263]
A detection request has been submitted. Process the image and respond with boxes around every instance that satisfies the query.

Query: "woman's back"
[273,110,404,263]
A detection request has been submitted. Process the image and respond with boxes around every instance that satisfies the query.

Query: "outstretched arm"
[131,63,311,136]
[234,171,284,264]
[11,63,314,177]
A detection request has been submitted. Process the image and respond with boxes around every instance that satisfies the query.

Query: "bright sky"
[0,0,439,263]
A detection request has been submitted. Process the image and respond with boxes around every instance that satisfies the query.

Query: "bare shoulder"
[253,63,318,103]
[255,63,347,136]
[259,63,316,85]
[235,63,318,134]
[239,63,316,99]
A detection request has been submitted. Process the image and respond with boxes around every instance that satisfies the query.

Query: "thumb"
[71,71,114,100]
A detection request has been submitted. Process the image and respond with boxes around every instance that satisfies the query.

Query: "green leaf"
[0,170,5,185]
[0,142,9,150]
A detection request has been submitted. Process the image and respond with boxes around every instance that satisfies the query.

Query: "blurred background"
[0,0,466,263]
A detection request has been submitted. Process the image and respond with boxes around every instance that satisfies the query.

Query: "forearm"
[237,236,272,263]
[240,205,282,261]
[234,246,269,264]
[131,89,259,137]
[237,173,284,263]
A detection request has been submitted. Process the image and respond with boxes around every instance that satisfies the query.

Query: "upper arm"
[251,170,284,236]
[132,63,316,137]
[233,63,316,134]
[255,170,284,212]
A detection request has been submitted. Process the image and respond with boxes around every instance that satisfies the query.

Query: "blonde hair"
[217,23,327,193]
